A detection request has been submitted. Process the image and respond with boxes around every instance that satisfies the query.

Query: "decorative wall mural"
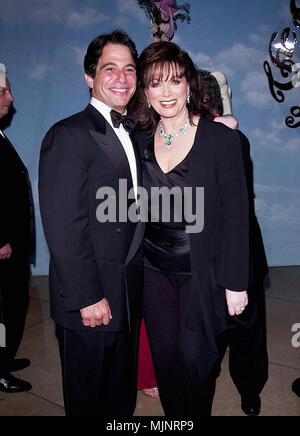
[1,0,298,270]
[264,1,300,128]
[291,0,300,28]
[138,0,191,42]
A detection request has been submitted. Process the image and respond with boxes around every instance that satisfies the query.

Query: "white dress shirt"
[90,97,138,200]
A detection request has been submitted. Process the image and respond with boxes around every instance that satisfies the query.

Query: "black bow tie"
[110,110,137,134]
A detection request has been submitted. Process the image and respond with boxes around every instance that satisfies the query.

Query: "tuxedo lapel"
[125,219,145,266]
[124,133,147,267]
[0,133,26,169]
[89,127,133,188]
[130,134,143,188]
[86,105,144,268]
[133,129,152,173]
[86,105,134,191]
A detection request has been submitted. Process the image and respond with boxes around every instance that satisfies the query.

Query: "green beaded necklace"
[158,119,189,149]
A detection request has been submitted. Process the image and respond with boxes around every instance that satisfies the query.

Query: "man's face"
[0,78,14,119]
[85,43,136,114]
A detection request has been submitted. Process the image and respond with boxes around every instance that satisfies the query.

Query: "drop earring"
[146,94,151,108]
[186,91,190,104]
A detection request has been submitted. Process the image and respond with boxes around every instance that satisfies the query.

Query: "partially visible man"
[0,69,36,392]
[39,31,144,416]
[198,69,268,417]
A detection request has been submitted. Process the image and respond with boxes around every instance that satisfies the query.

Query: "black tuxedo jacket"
[237,130,268,287]
[39,104,144,331]
[0,132,35,262]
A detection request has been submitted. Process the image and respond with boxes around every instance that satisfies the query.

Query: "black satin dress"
[142,141,218,416]
[143,141,191,275]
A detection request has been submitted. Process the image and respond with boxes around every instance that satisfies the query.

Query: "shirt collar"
[90,97,127,129]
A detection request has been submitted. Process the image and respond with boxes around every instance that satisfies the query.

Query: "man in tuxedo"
[39,31,144,416]
[198,69,268,416]
[0,72,35,392]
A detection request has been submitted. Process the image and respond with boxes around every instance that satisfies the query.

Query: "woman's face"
[145,65,189,120]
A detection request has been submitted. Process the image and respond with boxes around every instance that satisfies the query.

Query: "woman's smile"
[159,99,177,108]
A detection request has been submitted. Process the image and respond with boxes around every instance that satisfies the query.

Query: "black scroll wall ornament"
[263,0,300,128]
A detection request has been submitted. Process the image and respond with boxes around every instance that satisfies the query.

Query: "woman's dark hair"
[129,41,212,132]
[84,30,138,78]
[198,69,223,117]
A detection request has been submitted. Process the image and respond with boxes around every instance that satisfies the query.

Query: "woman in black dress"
[130,41,249,416]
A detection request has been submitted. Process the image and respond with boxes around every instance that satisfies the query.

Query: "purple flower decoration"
[138,0,191,41]
[155,1,178,39]
[155,1,178,20]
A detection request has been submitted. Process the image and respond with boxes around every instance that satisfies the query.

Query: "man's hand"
[0,243,12,260]
[80,298,112,328]
[226,289,248,316]
[214,115,238,130]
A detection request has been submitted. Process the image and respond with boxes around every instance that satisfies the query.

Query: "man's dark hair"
[198,69,223,117]
[84,30,138,78]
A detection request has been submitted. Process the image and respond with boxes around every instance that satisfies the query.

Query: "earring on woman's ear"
[146,94,151,109]
[186,92,190,104]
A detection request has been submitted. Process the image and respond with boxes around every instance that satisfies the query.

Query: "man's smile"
[110,88,130,94]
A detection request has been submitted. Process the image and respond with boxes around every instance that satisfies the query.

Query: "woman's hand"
[225,289,248,316]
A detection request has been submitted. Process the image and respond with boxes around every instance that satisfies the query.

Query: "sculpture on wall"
[291,0,300,28]
[211,71,233,115]
[138,0,191,42]
[263,1,300,128]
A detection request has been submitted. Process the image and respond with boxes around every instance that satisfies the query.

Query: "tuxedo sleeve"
[238,130,268,279]
[215,129,249,291]
[237,130,254,202]
[39,124,104,311]
[0,146,13,248]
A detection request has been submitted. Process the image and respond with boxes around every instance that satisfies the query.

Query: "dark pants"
[217,288,268,396]
[143,267,218,417]
[56,322,139,417]
[0,254,30,376]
